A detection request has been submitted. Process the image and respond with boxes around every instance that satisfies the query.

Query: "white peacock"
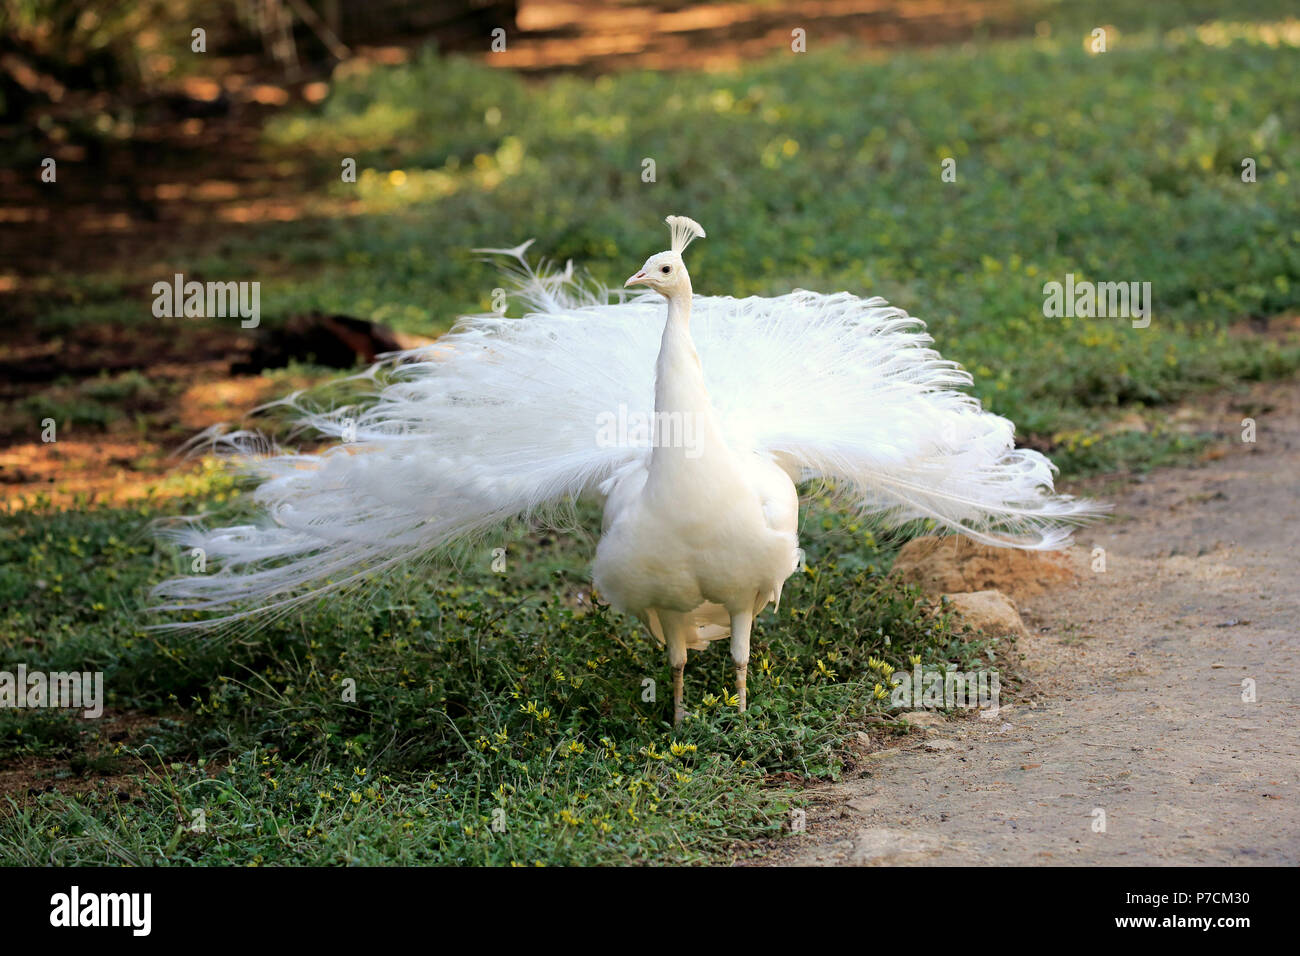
[154,215,1101,725]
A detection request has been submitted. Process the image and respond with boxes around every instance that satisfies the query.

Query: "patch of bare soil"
[0,315,422,510]
[754,378,1300,866]
[0,710,160,811]
[495,0,1031,74]
[0,356,311,511]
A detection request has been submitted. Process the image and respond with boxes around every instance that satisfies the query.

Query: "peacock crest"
[665,215,706,254]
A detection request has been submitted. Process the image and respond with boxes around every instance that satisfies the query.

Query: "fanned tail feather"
[695,289,1105,547]
[152,245,1101,629]
[152,251,635,627]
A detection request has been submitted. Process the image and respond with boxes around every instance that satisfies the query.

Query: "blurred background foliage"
[6,1,1297,454]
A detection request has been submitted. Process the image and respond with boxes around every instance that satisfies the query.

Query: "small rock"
[861,747,901,762]
[939,590,1029,638]
[897,710,947,729]
[847,827,946,865]
[924,739,959,751]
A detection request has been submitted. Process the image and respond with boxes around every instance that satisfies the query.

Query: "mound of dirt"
[891,535,1075,600]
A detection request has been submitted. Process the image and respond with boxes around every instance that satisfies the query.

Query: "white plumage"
[154,215,1100,723]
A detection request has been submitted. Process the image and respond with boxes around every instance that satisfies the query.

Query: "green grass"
[0,485,1001,865]
[4,0,1300,864]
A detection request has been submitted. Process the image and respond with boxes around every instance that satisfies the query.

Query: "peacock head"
[625,215,705,299]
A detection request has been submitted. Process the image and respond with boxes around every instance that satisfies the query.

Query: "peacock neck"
[650,289,725,478]
[654,291,702,412]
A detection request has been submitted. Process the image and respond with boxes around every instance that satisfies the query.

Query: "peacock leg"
[730,610,753,713]
[660,610,690,726]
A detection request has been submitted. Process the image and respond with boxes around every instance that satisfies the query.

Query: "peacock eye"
[661,265,671,274]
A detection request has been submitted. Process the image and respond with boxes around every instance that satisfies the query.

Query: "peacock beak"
[624,271,648,287]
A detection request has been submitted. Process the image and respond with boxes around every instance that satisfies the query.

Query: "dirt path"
[760,380,1300,866]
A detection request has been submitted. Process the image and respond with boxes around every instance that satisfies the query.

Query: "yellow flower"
[867,656,896,678]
